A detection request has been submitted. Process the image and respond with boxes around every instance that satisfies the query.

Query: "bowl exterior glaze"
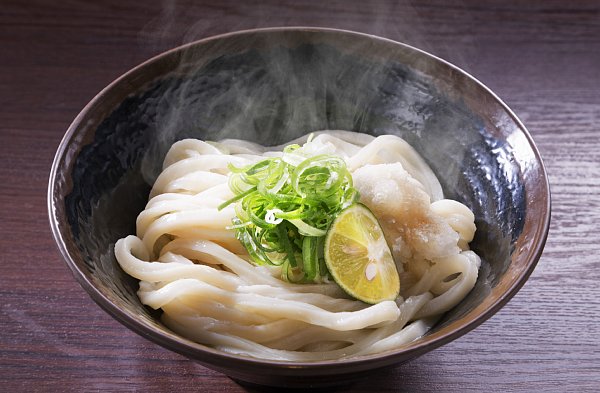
[48,27,550,387]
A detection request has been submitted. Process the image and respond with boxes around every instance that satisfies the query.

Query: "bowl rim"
[48,26,551,372]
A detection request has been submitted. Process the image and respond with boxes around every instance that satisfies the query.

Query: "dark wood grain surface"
[1,1,598,391]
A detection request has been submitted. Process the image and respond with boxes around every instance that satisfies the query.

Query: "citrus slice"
[324,203,400,304]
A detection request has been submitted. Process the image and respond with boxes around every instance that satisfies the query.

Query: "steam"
[138,0,474,66]
[138,1,268,52]
[135,0,475,185]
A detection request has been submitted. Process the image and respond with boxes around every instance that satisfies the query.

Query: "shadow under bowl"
[48,27,550,388]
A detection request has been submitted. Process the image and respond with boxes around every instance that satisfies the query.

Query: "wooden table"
[1,1,598,391]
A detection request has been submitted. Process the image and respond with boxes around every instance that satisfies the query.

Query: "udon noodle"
[115,131,480,361]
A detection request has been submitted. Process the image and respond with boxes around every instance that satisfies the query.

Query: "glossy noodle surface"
[115,131,480,361]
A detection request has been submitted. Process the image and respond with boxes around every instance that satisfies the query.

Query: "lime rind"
[324,203,400,304]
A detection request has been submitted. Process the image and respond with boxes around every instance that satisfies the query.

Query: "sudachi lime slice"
[324,203,400,304]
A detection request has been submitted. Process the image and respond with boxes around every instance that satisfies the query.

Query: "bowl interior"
[50,28,549,382]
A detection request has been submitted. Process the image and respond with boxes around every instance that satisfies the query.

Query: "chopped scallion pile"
[219,142,358,283]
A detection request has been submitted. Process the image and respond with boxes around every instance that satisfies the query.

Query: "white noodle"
[114,131,480,361]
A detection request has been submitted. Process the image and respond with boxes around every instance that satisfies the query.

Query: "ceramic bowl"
[48,27,550,388]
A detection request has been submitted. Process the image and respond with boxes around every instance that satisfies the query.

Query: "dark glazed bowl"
[48,27,550,388]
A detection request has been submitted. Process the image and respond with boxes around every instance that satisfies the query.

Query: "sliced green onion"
[223,139,358,283]
[302,236,318,281]
[218,186,257,211]
[265,208,284,225]
[288,218,327,237]
[278,222,298,268]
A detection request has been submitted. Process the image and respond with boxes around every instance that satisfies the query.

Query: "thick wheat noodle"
[159,171,229,196]
[161,297,433,361]
[158,238,348,297]
[137,195,228,236]
[138,278,399,330]
[413,252,480,319]
[161,139,222,168]
[140,208,236,255]
[150,155,245,198]
[163,292,430,354]
[431,199,477,249]
[114,131,481,361]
